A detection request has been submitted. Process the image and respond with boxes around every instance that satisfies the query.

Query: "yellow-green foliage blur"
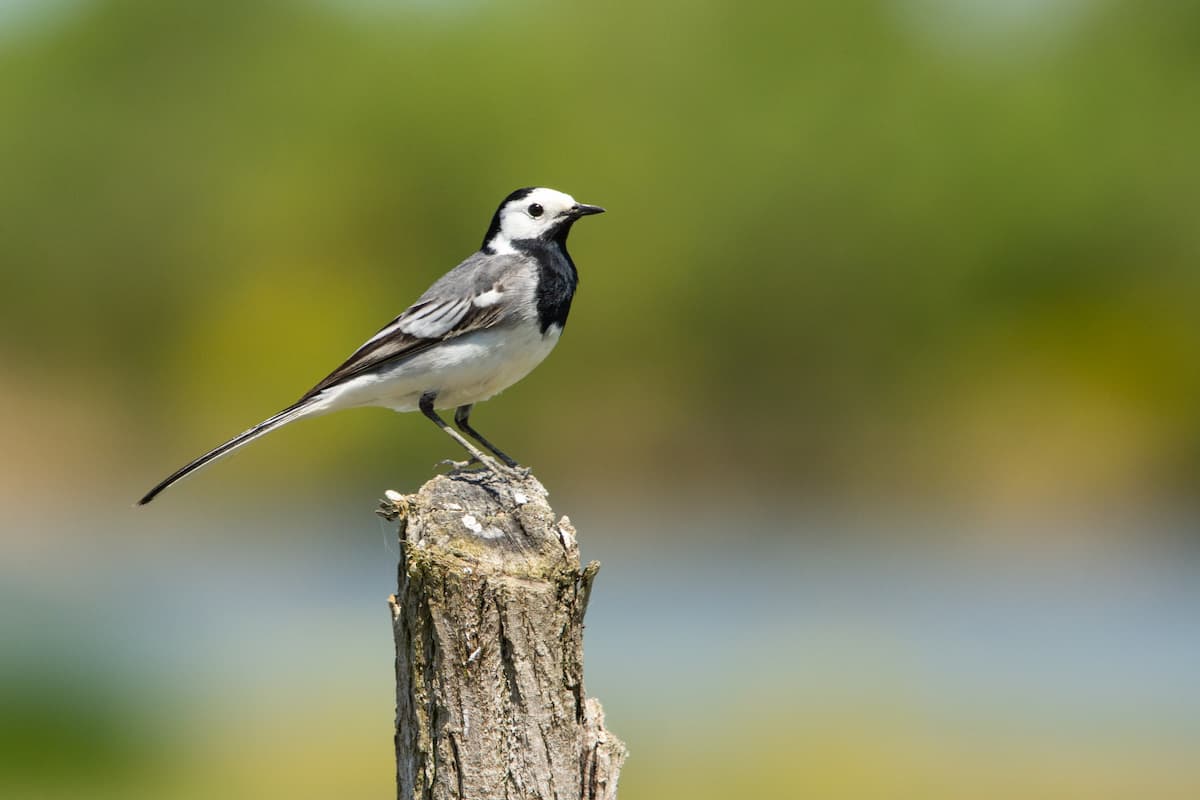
[2,1,1198,799]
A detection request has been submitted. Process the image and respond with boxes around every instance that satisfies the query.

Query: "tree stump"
[383,472,626,800]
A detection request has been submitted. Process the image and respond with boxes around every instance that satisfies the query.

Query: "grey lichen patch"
[392,473,576,583]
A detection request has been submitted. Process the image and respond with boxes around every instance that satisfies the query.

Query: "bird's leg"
[420,393,507,476]
[454,405,520,468]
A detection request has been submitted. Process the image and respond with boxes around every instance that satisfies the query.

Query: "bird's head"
[483,187,604,254]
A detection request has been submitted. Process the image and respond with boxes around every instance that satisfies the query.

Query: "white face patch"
[492,188,578,248]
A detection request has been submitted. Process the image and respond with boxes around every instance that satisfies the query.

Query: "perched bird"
[138,187,604,505]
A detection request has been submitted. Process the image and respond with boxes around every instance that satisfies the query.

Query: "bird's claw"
[436,454,527,483]
[437,457,480,473]
[502,464,531,481]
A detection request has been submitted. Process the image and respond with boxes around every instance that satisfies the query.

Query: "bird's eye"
[528,203,544,218]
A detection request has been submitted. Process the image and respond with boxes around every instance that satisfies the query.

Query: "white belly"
[312,323,562,413]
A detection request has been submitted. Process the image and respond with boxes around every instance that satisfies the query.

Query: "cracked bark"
[385,472,626,800]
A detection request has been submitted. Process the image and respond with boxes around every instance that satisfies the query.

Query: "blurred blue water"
[3,494,1199,751]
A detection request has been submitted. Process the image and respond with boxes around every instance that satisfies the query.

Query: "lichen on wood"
[384,471,626,800]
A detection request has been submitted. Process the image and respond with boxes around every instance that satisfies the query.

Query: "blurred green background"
[2,0,1199,798]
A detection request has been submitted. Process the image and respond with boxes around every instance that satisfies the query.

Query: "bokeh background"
[3,0,1199,797]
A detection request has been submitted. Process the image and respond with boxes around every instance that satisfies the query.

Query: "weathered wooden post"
[382,471,626,800]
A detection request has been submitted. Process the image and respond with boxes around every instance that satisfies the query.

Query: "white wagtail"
[138,187,604,505]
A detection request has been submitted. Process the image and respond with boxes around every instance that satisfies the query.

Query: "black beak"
[570,203,606,218]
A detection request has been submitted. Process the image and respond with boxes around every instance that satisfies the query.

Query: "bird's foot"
[461,456,526,484]
[502,463,531,481]
[437,453,527,484]
[437,457,480,473]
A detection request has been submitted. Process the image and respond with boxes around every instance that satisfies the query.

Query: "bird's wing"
[299,253,524,400]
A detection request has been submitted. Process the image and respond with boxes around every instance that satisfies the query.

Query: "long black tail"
[137,401,313,505]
